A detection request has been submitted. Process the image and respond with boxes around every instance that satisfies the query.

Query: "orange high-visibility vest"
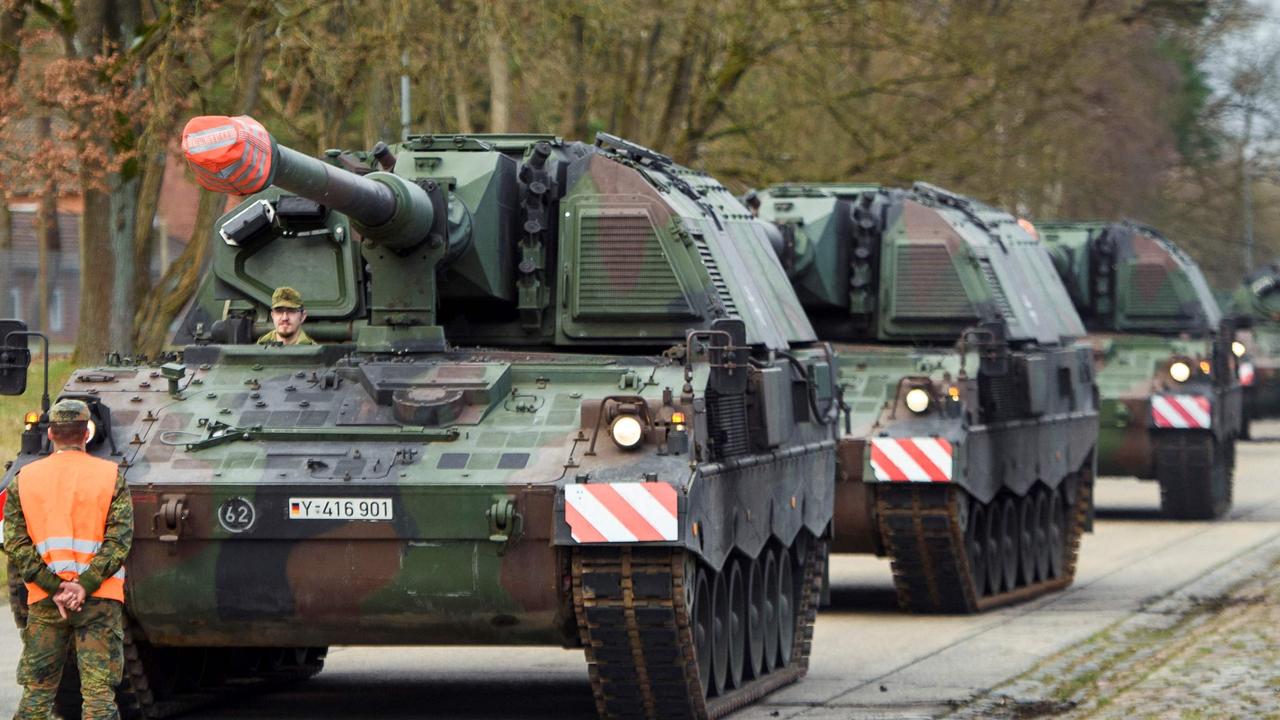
[18,450,125,604]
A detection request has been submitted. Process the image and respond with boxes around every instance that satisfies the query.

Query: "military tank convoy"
[0,114,1255,719]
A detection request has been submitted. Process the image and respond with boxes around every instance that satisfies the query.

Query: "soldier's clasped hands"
[53,580,87,618]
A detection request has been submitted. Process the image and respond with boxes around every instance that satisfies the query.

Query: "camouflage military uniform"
[256,327,316,345]
[3,399,133,720]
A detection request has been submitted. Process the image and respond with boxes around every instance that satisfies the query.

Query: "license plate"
[288,497,394,521]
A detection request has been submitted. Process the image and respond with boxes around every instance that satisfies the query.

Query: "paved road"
[6,424,1280,718]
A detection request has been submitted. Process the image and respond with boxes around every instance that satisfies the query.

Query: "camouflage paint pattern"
[758,184,1097,554]
[16,598,124,720]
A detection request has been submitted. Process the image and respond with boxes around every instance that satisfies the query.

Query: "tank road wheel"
[964,502,988,599]
[997,498,1019,593]
[776,547,796,669]
[981,503,1001,597]
[1033,490,1052,583]
[693,567,714,699]
[710,569,731,697]
[1156,431,1232,520]
[745,555,766,680]
[1047,489,1066,579]
[726,560,747,690]
[761,550,781,672]
[1016,494,1037,586]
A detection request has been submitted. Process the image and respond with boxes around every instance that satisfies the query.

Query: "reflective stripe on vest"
[17,450,125,604]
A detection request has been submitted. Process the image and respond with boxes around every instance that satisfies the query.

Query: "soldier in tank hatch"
[258,286,316,345]
[4,399,133,719]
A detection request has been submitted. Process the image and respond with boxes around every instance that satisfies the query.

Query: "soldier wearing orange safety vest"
[3,398,133,719]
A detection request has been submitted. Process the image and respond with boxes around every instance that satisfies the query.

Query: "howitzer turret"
[178,115,813,355]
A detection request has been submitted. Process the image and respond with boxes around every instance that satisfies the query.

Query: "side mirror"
[0,319,31,396]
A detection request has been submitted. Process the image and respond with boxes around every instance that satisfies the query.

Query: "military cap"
[49,399,90,424]
[271,286,304,309]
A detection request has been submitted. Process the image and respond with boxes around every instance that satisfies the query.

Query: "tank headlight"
[86,419,97,443]
[1169,361,1191,383]
[905,388,931,414]
[1199,360,1211,375]
[1232,341,1246,358]
[610,415,644,450]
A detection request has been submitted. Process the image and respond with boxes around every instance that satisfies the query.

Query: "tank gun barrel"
[182,115,434,249]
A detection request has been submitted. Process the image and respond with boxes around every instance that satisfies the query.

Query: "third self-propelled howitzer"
[756,183,1099,613]
[1039,221,1243,519]
[1228,261,1280,420]
[0,116,839,719]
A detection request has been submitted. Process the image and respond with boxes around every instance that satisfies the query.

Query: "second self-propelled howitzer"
[757,183,1099,613]
[0,116,840,719]
[1039,221,1243,519]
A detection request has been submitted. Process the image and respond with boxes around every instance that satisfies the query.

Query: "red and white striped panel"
[1151,394,1211,429]
[868,437,953,482]
[1239,361,1256,387]
[0,487,6,536]
[564,483,679,543]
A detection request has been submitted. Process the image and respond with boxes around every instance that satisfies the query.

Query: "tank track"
[115,639,327,720]
[1155,431,1234,520]
[573,535,826,720]
[876,472,1091,614]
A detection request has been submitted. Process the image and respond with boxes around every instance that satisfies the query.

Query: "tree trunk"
[131,145,166,313]
[0,1,24,250]
[485,10,510,133]
[34,115,58,335]
[449,59,474,133]
[569,13,588,138]
[68,0,116,361]
[652,7,701,152]
[132,189,222,355]
[73,186,114,363]
[109,173,139,354]
[34,179,56,334]
[0,199,9,249]
[0,1,26,82]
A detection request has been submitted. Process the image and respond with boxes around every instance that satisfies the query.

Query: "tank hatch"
[336,362,512,427]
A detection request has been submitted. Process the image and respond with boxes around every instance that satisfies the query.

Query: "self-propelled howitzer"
[757,183,1099,613]
[1228,262,1280,419]
[1038,221,1243,519]
[1,116,839,719]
